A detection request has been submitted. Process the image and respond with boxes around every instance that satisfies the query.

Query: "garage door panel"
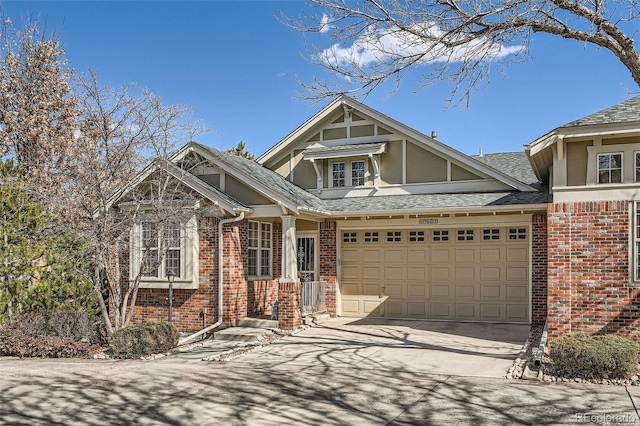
[455,265,476,280]
[408,283,428,297]
[507,247,528,262]
[407,302,428,317]
[408,266,427,280]
[455,303,476,319]
[431,302,451,318]
[363,283,380,296]
[481,266,502,280]
[431,248,452,263]
[480,247,502,262]
[480,304,503,320]
[455,248,476,262]
[431,284,450,298]
[384,300,405,316]
[340,225,530,323]
[408,248,428,263]
[480,283,504,299]
[385,249,405,263]
[363,266,382,279]
[385,283,404,297]
[507,266,528,281]
[384,266,404,280]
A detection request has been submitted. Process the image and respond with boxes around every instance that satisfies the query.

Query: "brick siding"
[531,214,548,324]
[319,220,338,315]
[547,201,639,339]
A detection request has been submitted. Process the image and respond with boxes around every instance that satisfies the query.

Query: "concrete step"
[236,318,279,329]
[213,327,273,343]
[303,312,331,326]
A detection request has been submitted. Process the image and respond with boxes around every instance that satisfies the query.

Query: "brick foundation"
[278,281,302,329]
[547,201,639,340]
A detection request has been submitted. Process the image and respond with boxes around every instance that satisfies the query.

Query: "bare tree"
[62,71,207,334]
[0,14,79,181]
[286,0,640,106]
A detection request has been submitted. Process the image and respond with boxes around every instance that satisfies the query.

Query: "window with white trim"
[598,153,623,184]
[332,162,346,187]
[248,221,272,277]
[351,160,366,186]
[132,216,199,289]
[635,152,640,182]
[141,222,182,279]
[331,160,367,187]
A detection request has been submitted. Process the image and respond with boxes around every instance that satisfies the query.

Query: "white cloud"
[319,22,523,68]
[276,72,286,77]
[319,14,332,34]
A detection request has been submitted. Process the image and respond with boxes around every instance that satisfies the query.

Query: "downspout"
[178,212,245,345]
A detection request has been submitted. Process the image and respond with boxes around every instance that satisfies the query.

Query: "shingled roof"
[472,152,539,186]
[563,95,640,128]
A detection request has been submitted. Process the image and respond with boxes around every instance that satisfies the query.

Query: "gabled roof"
[101,159,250,216]
[172,142,328,214]
[258,95,537,193]
[472,152,539,186]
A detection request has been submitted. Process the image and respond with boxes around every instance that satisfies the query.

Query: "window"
[433,230,449,242]
[598,153,623,184]
[635,152,640,182]
[141,222,182,279]
[409,231,425,242]
[508,228,527,240]
[386,231,402,242]
[483,229,500,240]
[331,160,367,187]
[332,162,346,187]
[351,160,365,186]
[364,232,379,243]
[248,221,272,277]
[457,229,474,241]
[343,232,357,243]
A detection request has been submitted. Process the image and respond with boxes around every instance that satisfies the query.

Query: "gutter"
[178,212,245,345]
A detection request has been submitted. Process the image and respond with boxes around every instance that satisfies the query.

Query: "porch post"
[279,215,302,329]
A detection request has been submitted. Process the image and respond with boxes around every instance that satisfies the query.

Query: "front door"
[296,235,316,282]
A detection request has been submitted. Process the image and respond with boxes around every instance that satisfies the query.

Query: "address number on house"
[418,219,439,225]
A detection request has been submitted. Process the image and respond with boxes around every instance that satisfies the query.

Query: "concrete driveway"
[234,317,530,378]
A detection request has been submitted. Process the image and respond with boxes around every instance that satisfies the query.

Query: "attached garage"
[340,225,530,323]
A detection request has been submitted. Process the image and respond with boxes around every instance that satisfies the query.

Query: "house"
[118,95,640,340]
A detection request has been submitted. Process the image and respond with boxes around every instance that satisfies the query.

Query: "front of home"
[117,95,640,340]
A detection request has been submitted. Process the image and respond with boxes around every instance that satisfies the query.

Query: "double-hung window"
[598,153,623,184]
[351,160,365,186]
[248,221,272,277]
[332,162,346,187]
[141,221,182,279]
[634,202,640,283]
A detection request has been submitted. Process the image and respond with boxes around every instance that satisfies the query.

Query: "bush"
[7,310,105,345]
[550,333,640,379]
[109,322,180,358]
[0,322,101,358]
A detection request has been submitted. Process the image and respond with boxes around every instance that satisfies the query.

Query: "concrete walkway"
[0,318,638,425]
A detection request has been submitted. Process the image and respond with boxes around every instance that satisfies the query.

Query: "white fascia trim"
[303,143,387,160]
[326,203,549,217]
[184,143,301,215]
[527,122,640,155]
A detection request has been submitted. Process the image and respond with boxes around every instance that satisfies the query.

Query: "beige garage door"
[340,227,529,322]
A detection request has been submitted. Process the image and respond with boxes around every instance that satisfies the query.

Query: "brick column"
[319,221,338,315]
[531,214,548,324]
[278,281,302,329]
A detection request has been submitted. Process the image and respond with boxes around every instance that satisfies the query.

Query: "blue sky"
[1,1,637,157]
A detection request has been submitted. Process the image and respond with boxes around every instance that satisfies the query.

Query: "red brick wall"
[319,221,338,315]
[531,214,548,324]
[221,219,248,326]
[129,217,219,332]
[278,281,302,329]
[547,201,637,339]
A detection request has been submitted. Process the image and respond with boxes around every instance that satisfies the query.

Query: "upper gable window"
[331,160,367,188]
[351,160,366,186]
[332,162,346,187]
[598,153,623,184]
